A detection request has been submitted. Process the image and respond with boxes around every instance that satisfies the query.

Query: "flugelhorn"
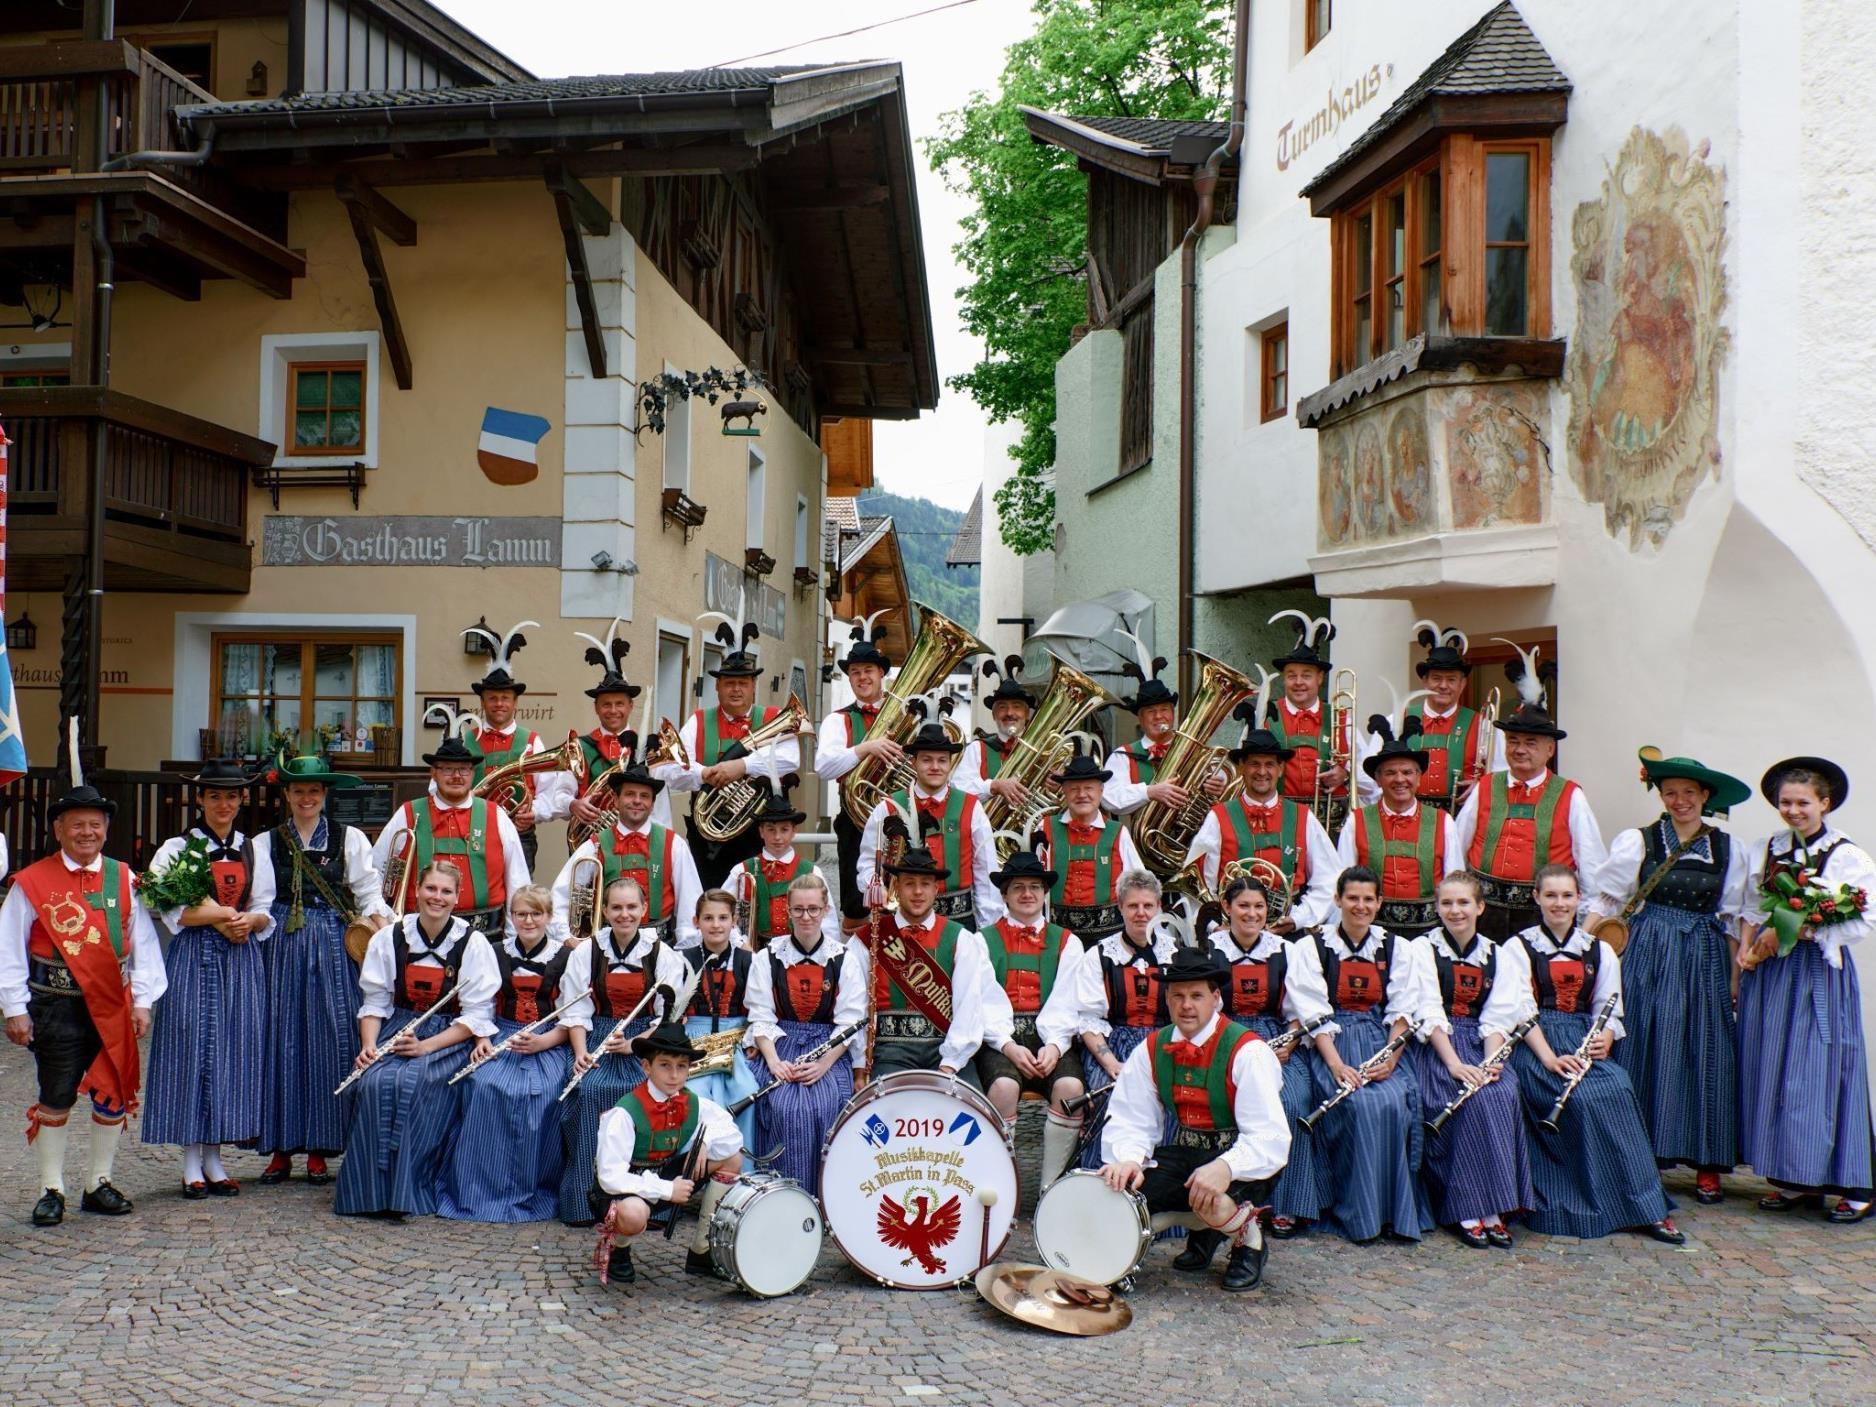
[474,729,589,821]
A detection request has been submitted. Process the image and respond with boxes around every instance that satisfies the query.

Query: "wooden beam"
[136,213,295,299]
[235,144,760,191]
[765,182,889,213]
[340,198,413,390]
[806,346,914,366]
[115,245,202,302]
[543,159,611,238]
[551,183,606,379]
[0,40,137,81]
[334,174,417,248]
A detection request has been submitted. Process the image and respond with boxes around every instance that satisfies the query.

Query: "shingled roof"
[1303,2,1570,199]
[946,487,984,568]
[1022,107,1234,183]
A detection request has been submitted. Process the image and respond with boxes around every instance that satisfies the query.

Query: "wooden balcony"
[1,385,269,593]
[0,40,298,297]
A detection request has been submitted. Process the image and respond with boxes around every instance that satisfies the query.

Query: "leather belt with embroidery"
[27,956,91,998]
[1473,873,1537,910]
[1011,1014,1039,1044]
[1167,1125,1236,1153]
[463,906,505,935]
[1378,898,1438,930]
[1056,904,1121,935]
[875,1011,941,1041]
[932,891,973,919]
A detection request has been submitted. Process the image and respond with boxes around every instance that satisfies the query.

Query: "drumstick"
[975,1186,998,1277]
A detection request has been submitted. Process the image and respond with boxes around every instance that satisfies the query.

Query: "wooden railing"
[0,40,211,171]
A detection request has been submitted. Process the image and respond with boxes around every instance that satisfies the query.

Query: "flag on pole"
[0,424,29,786]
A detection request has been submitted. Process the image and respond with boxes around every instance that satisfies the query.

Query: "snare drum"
[820,1070,1019,1289]
[707,1173,824,1298]
[1032,1170,1152,1285]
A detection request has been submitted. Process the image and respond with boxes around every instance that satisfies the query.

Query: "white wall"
[974,420,1028,731]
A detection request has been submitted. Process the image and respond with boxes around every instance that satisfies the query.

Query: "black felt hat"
[1362,716,1431,778]
[601,758,665,797]
[46,783,116,823]
[1412,621,1473,677]
[752,783,807,826]
[887,847,950,882]
[185,758,259,789]
[1495,703,1567,741]
[705,617,764,678]
[1050,752,1112,786]
[1227,723,1295,765]
[981,654,1038,710]
[906,722,964,756]
[578,619,642,699]
[1760,755,1850,812]
[422,734,482,768]
[1269,609,1334,671]
[990,849,1058,891]
[631,1021,707,1062]
[1161,944,1230,989]
[463,619,535,697]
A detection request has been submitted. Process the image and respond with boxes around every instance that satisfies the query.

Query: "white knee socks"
[1040,1111,1083,1192]
[87,1117,123,1191]
[691,1178,732,1254]
[34,1112,70,1193]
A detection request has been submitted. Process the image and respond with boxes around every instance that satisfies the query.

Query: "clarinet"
[1425,1013,1539,1135]
[1539,993,1621,1134]
[447,992,584,1086]
[730,1015,870,1117]
[1299,1019,1423,1133]
[1268,1012,1333,1058]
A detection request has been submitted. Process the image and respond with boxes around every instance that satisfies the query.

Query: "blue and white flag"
[477,407,552,485]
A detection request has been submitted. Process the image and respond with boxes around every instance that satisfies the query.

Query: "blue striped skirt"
[556,1013,651,1225]
[1309,1008,1431,1243]
[1077,1023,1161,1171]
[755,1020,855,1196]
[1243,1015,1326,1223]
[1512,1011,1670,1238]
[258,903,360,1156]
[333,1010,473,1217]
[1738,942,1875,1198]
[142,923,266,1148]
[1414,1017,1533,1226]
[435,1016,571,1223]
[683,1015,761,1152]
[1614,902,1739,1170]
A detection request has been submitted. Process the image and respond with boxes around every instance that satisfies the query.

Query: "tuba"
[474,730,589,820]
[1132,652,1257,877]
[692,694,814,843]
[982,661,1120,863]
[841,603,992,826]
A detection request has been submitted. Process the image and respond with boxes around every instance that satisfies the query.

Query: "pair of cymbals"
[974,1263,1132,1336]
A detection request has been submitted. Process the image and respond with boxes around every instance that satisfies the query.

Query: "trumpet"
[1299,1019,1422,1133]
[566,856,602,942]
[474,730,589,821]
[1426,1013,1538,1135]
[1539,993,1620,1134]
[334,980,463,1096]
[692,694,814,843]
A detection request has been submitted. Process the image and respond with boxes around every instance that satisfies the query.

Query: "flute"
[447,992,585,1085]
[1539,993,1621,1134]
[1299,1019,1423,1133]
[556,980,673,1103]
[1425,1013,1539,1135]
[334,980,464,1096]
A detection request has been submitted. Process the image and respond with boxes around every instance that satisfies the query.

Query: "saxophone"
[840,603,991,826]
[473,730,589,820]
[982,660,1120,862]
[1131,652,1257,877]
[692,694,815,843]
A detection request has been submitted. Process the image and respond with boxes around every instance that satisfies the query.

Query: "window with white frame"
[656,632,688,733]
[259,332,383,468]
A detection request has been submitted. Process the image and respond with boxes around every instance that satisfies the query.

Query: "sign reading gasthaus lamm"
[261,516,561,567]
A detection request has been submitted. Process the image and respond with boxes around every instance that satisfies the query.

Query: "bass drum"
[707,1173,824,1298]
[820,1071,1018,1290]
[1031,1170,1152,1285]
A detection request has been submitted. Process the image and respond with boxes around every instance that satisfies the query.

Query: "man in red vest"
[553,760,702,945]
[467,636,566,875]
[374,734,532,935]
[1102,657,1225,819]
[1336,720,1463,936]
[857,723,1003,931]
[1,775,167,1226]
[1265,615,1360,836]
[814,627,898,932]
[1184,727,1336,933]
[1454,703,1609,942]
[1099,945,1290,1292]
[1035,751,1142,941]
[954,655,1036,808]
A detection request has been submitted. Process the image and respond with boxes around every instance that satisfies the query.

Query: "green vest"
[1150,1019,1252,1131]
[700,706,776,765]
[619,1086,700,1169]
[980,918,1071,1006]
[1355,803,1441,894]
[1405,702,1478,801]
[414,797,498,908]
[1123,741,1159,786]
[890,787,975,888]
[472,728,529,786]
[602,823,676,921]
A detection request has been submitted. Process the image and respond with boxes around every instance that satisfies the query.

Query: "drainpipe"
[1176,0,1250,698]
[101,129,215,173]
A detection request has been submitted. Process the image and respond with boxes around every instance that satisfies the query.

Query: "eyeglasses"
[789,904,827,916]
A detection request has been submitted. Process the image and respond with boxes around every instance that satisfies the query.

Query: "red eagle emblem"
[876,1190,962,1275]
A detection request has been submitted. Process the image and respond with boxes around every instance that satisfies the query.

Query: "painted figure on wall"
[1319,429,1353,548]
[1566,127,1729,548]
[1446,384,1547,531]
[1385,405,1432,532]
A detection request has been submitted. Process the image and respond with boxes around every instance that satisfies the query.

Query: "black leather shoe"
[1172,1229,1223,1271]
[685,1249,721,1278]
[205,1179,240,1198]
[81,1181,133,1216]
[258,1159,293,1186]
[1221,1242,1267,1292]
[1451,1223,1490,1250]
[1757,1191,1803,1212]
[606,1245,636,1285]
[1693,1174,1724,1205]
[31,1188,65,1227]
[1645,1218,1685,1245]
[1828,1200,1873,1224]
[1484,1225,1514,1250]
[181,1181,209,1200]
[1267,1215,1301,1240]
[304,1158,334,1187]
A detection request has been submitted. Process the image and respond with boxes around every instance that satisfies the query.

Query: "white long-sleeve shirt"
[1414,927,1538,1040]
[556,927,692,1032]
[856,784,1005,929]
[1354,704,1505,805]
[1100,744,1159,816]
[952,735,1016,799]
[1512,923,1628,1041]
[261,819,392,924]
[595,1081,744,1202]
[651,708,803,796]
[877,913,1003,1070]
[1063,928,1179,1043]
[812,706,873,783]
[0,852,169,1019]
[1183,796,1337,928]
[1315,923,1431,1029]
[1334,800,1465,886]
[145,826,278,939]
[1209,927,1335,1030]
[742,931,872,1066]
[1100,1011,1292,1181]
[1744,826,1876,969]
[1452,768,1609,898]
[1595,820,1751,925]
[372,785,533,914]
[356,914,500,1039]
[978,923,1088,1053]
[550,819,703,947]
[475,721,579,823]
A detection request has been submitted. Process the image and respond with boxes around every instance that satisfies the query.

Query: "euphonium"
[473,730,589,819]
[1132,652,1257,877]
[983,661,1120,863]
[841,603,991,826]
[1164,855,1293,924]
[693,694,814,843]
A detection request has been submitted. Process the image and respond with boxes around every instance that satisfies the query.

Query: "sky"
[441,0,1040,510]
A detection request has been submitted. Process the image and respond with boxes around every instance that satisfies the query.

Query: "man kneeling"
[592,1023,744,1284]
[1098,946,1290,1292]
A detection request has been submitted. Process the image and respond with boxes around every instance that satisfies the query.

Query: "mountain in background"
[856,489,980,627]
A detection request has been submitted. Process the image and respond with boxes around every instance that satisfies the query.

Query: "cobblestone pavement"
[0,1051,1870,1407]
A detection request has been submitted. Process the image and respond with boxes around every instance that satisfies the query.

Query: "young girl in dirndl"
[681,891,761,1150]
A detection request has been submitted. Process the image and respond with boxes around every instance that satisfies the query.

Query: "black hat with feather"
[574,617,642,699]
[1269,609,1334,671]
[1114,625,1177,712]
[1411,619,1473,677]
[700,590,763,679]
[980,653,1037,710]
[463,618,536,695]
[1363,713,1431,778]
[838,609,893,673]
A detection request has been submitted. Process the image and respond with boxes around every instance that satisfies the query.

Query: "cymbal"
[974,1262,1133,1337]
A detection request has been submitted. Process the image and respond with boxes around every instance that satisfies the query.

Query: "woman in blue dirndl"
[1593,754,1752,1205]
[336,863,497,1217]
[1738,756,1876,1224]
[1511,865,1680,1243]
[256,754,390,1187]
[142,760,275,1197]
[437,884,572,1222]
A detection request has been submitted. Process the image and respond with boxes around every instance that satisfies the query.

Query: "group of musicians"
[1,610,1870,1301]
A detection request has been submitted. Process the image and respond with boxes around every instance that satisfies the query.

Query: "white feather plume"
[1492,638,1546,707]
[462,618,538,669]
[1409,618,1470,657]
[1268,608,1332,649]
[572,616,627,657]
[67,717,82,788]
[423,700,482,742]
[1247,664,1275,731]
[1113,625,1156,678]
[1151,910,1197,951]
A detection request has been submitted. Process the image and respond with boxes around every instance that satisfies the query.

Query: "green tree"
[926,0,1231,555]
